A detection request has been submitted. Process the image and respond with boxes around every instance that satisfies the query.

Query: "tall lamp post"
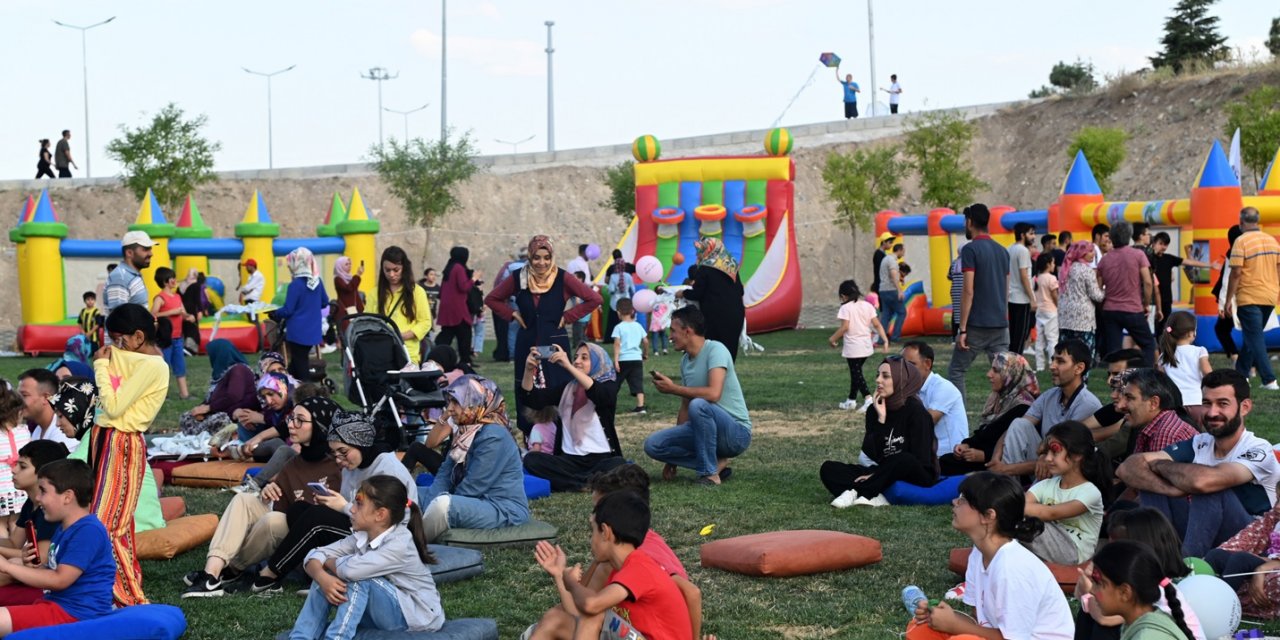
[361,67,399,149]
[495,134,535,155]
[866,0,877,117]
[544,21,555,152]
[440,0,448,140]
[53,16,116,178]
[242,64,296,169]
[384,103,430,143]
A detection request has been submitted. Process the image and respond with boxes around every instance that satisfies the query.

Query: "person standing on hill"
[54,130,76,178]
[881,74,902,114]
[836,70,860,119]
[35,139,54,179]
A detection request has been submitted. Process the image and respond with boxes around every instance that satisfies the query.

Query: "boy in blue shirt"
[0,459,115,634]
[836,69,860,119]
[611,298,650,414]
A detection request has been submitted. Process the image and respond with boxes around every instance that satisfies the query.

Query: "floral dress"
[0,424,32,515]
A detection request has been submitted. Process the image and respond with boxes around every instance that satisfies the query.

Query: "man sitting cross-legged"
[1117,369,1280,557]
[1114,368,1198,458]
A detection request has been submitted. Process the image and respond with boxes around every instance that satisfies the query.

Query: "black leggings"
[285,341,311,383]
[1215,314,1238,358]
[819,454,935,499]
[268,503,351,577]
[35,164,54,179]
[401,441,444,475]
[846,357,870,400]
[436,324,473,366]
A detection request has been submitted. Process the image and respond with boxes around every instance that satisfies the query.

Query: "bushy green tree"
[1067,127,1129,193]
[1224,86,1280,190]
[598,160,636,221]
[1150,0,1229,72]
[105,103,220,212]
[1049,60,1097,93]
[903,111,987,210]
[368,131,480,228]
[1268,16,1280,57]
[822,146,905,249]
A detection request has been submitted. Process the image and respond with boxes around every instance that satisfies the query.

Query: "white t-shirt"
[30,415,77,452]
[1027,476,1104,563]
[1168,429,1280,514]
[920,372,968,456]
[963,541,1074,640]
[1161,344,1208,406]
[889,81,902,104]
[1007,243,1033,304]
[241,271,266,302]
[837,300,877,358]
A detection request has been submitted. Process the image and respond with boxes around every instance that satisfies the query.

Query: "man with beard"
[103,231,154,314]
[946,204,1011,396]
[1006,222,1038,354]
[1117,369,1280,557]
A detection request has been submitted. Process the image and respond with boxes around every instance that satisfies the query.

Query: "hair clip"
[1159,577,1171,587]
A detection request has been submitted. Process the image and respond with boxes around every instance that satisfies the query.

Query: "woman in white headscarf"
[271,247,330,382]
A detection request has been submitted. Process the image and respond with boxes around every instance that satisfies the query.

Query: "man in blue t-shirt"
[645,307,751,486]
[0,459,115,634]
[836,69,860,119]
[947,203,1012,396]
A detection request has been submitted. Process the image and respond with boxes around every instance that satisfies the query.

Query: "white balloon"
[635,255,664,284]
[1177,574,1240,640]
[632,289,658,313]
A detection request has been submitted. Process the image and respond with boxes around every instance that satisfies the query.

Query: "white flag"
[1229,127,1243,184]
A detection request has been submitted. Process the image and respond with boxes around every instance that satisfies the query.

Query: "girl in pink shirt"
[1032,254,1059,372]
[829,280,889,412]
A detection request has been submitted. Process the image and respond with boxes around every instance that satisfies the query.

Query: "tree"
[1066,127,1129,193]
[1150,0,1229,72]
[1224,86,1280,189]
[1268,16,1280,57]
[598,160,635,221]
[1049,60,1097,93]
[368,131,480,228]
[105,103,220,212]
[903,110,987,210]
[822,146,905,248]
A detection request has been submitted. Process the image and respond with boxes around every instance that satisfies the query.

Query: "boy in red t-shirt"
[535,491,692,640]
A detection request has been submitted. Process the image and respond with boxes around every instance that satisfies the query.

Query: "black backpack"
[467,286,484,316]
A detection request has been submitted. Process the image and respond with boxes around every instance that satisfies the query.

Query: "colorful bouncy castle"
[600,130,802,333]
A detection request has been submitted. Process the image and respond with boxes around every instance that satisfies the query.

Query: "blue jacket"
[273,278,330,346]
[424,423,530,527]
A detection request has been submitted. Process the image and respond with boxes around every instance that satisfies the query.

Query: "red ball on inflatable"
[672,252,685,265]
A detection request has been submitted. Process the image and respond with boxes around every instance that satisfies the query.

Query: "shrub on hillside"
[1067,127,1128,194]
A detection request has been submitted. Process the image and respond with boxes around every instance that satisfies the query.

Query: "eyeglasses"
[331,446,353,459]
[285,415,312,426]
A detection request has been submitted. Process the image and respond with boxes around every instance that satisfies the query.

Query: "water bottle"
[902,585,928,616]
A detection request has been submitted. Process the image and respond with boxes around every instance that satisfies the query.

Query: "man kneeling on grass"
[0,459,114,634]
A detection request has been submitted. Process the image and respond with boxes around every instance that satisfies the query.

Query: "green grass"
[8,331,1280,639]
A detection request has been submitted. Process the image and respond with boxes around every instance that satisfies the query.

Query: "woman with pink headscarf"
[271,247,330,382]
[1058,240,1106,359]
[332,255,365,339]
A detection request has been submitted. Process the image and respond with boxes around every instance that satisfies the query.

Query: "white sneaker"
[865,494,891,507]
[319,344,337,355]
[838,399,856,410]
[831,489,859,508]
[851,495,878,506]
[859,397,874,412]
[1264,381,1280,390]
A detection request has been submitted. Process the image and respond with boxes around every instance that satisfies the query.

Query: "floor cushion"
[437,519,558,550]
[701,529,882,577]
[159,496,186,521]
[427,544,484,584]
[274,618,498,640]
[169,460,262,488]
[416,473,551,501]
[947,547,1080,594]
[149,460,196,486]
[136,514,218,561]
[8,603,186,640]
[884,475,966,506]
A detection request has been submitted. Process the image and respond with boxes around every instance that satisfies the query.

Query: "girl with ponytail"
[1024,420,1113,564]
[1155,311,1210,427]
[1081,540,1193,640]
[908,471,1073,640]
[290,475,444,637]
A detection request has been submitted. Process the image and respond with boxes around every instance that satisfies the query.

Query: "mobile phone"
[650,370,661,379]
[536,346,554,360]
[307,482,332,496]
[24,522,39,565]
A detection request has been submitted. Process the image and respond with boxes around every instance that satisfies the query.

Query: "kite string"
[771,63,824,128]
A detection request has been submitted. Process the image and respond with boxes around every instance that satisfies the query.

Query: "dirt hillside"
[2,66,1274,337]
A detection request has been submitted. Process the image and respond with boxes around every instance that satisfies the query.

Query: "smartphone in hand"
[25,522,39,565]
[307,482,332,496]
[536,346,555,360]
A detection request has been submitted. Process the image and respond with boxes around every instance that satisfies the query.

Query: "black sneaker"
[182,570,202,587]
[249,574,284,594]
[181,572,225,598]
[630,406,647,415]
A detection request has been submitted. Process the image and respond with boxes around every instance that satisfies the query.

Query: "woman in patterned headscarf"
[681,237,746,361]
[485,235,602,436]
[420,375,530,542]
[519,342,624,492]
[939,352,1040,476]
[272,247,330,382]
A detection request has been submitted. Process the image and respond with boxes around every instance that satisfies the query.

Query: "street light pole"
[384,103,430,142]
[53,16,116,178]
[360,67,398,149]
[867,0,877,117]
[545,21,555,152]
[242,65,296,169]
[441,0,448,140]
[494,135,535,155]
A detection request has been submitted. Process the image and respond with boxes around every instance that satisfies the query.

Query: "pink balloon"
[632,288,658,313]
[636,255,664,284]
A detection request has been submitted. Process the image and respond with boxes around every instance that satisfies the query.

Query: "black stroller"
[342,313,446,448]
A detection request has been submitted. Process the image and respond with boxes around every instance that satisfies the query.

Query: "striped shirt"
[1229,230,1280,306]
[102,264,149,313]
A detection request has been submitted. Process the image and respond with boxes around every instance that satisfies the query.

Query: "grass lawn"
[6,329,1280,639]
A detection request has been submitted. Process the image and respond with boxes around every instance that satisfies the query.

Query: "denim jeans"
[418,492,521,543]
[643,398,751,477]
[290,577,406,640]
[1097,309,1156,367]
[1140,489,1254,558]
[878,289,907,342]
[1236,304,1276,384]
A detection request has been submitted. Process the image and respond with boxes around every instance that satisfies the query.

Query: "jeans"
[419,493,519,543]
[878,289,906,342]
[1236,304,1276,384]
[1140,489,1254,557]
[162,341,187,377]
[1097,309,1156,367]
[290,577,407,640]
[947,326,1009,397]
[650,330,669,354]
[643,398,752,477]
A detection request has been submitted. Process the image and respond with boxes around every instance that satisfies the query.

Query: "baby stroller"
[343,313,446,448]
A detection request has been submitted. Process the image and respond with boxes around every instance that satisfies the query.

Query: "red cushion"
[701,530,882,577]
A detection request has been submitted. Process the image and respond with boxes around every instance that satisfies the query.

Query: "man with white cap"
[103,230,154,314]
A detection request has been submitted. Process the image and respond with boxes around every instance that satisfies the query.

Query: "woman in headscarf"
[434,246,479,366]
[1058,240,1106,359]
[376,246,433,365]
[681,237,746,361]
[179,269,207,353]
[180,339,260,436]
[241,410,414,594]
[332,255,365,341]
[820,356,937,507]
[420,375,530,542]
[485,235,602,435]
[939,352,1039,476]
[230,372,294,464]
[180,397,343,597]
[519,342,624,492]
[400,344,474,475]
[271,247,330,383]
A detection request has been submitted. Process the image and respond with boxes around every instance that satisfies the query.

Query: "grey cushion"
[436,519,558,550]
[276,618,497,640]
[427,544,484,584]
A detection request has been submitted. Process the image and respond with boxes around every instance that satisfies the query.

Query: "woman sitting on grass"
[821,356,937,507]
[939,352,1038,476]
[230,372,294,462]
[180,339,260,436]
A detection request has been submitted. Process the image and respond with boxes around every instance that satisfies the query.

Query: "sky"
[1,0,1275,181]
